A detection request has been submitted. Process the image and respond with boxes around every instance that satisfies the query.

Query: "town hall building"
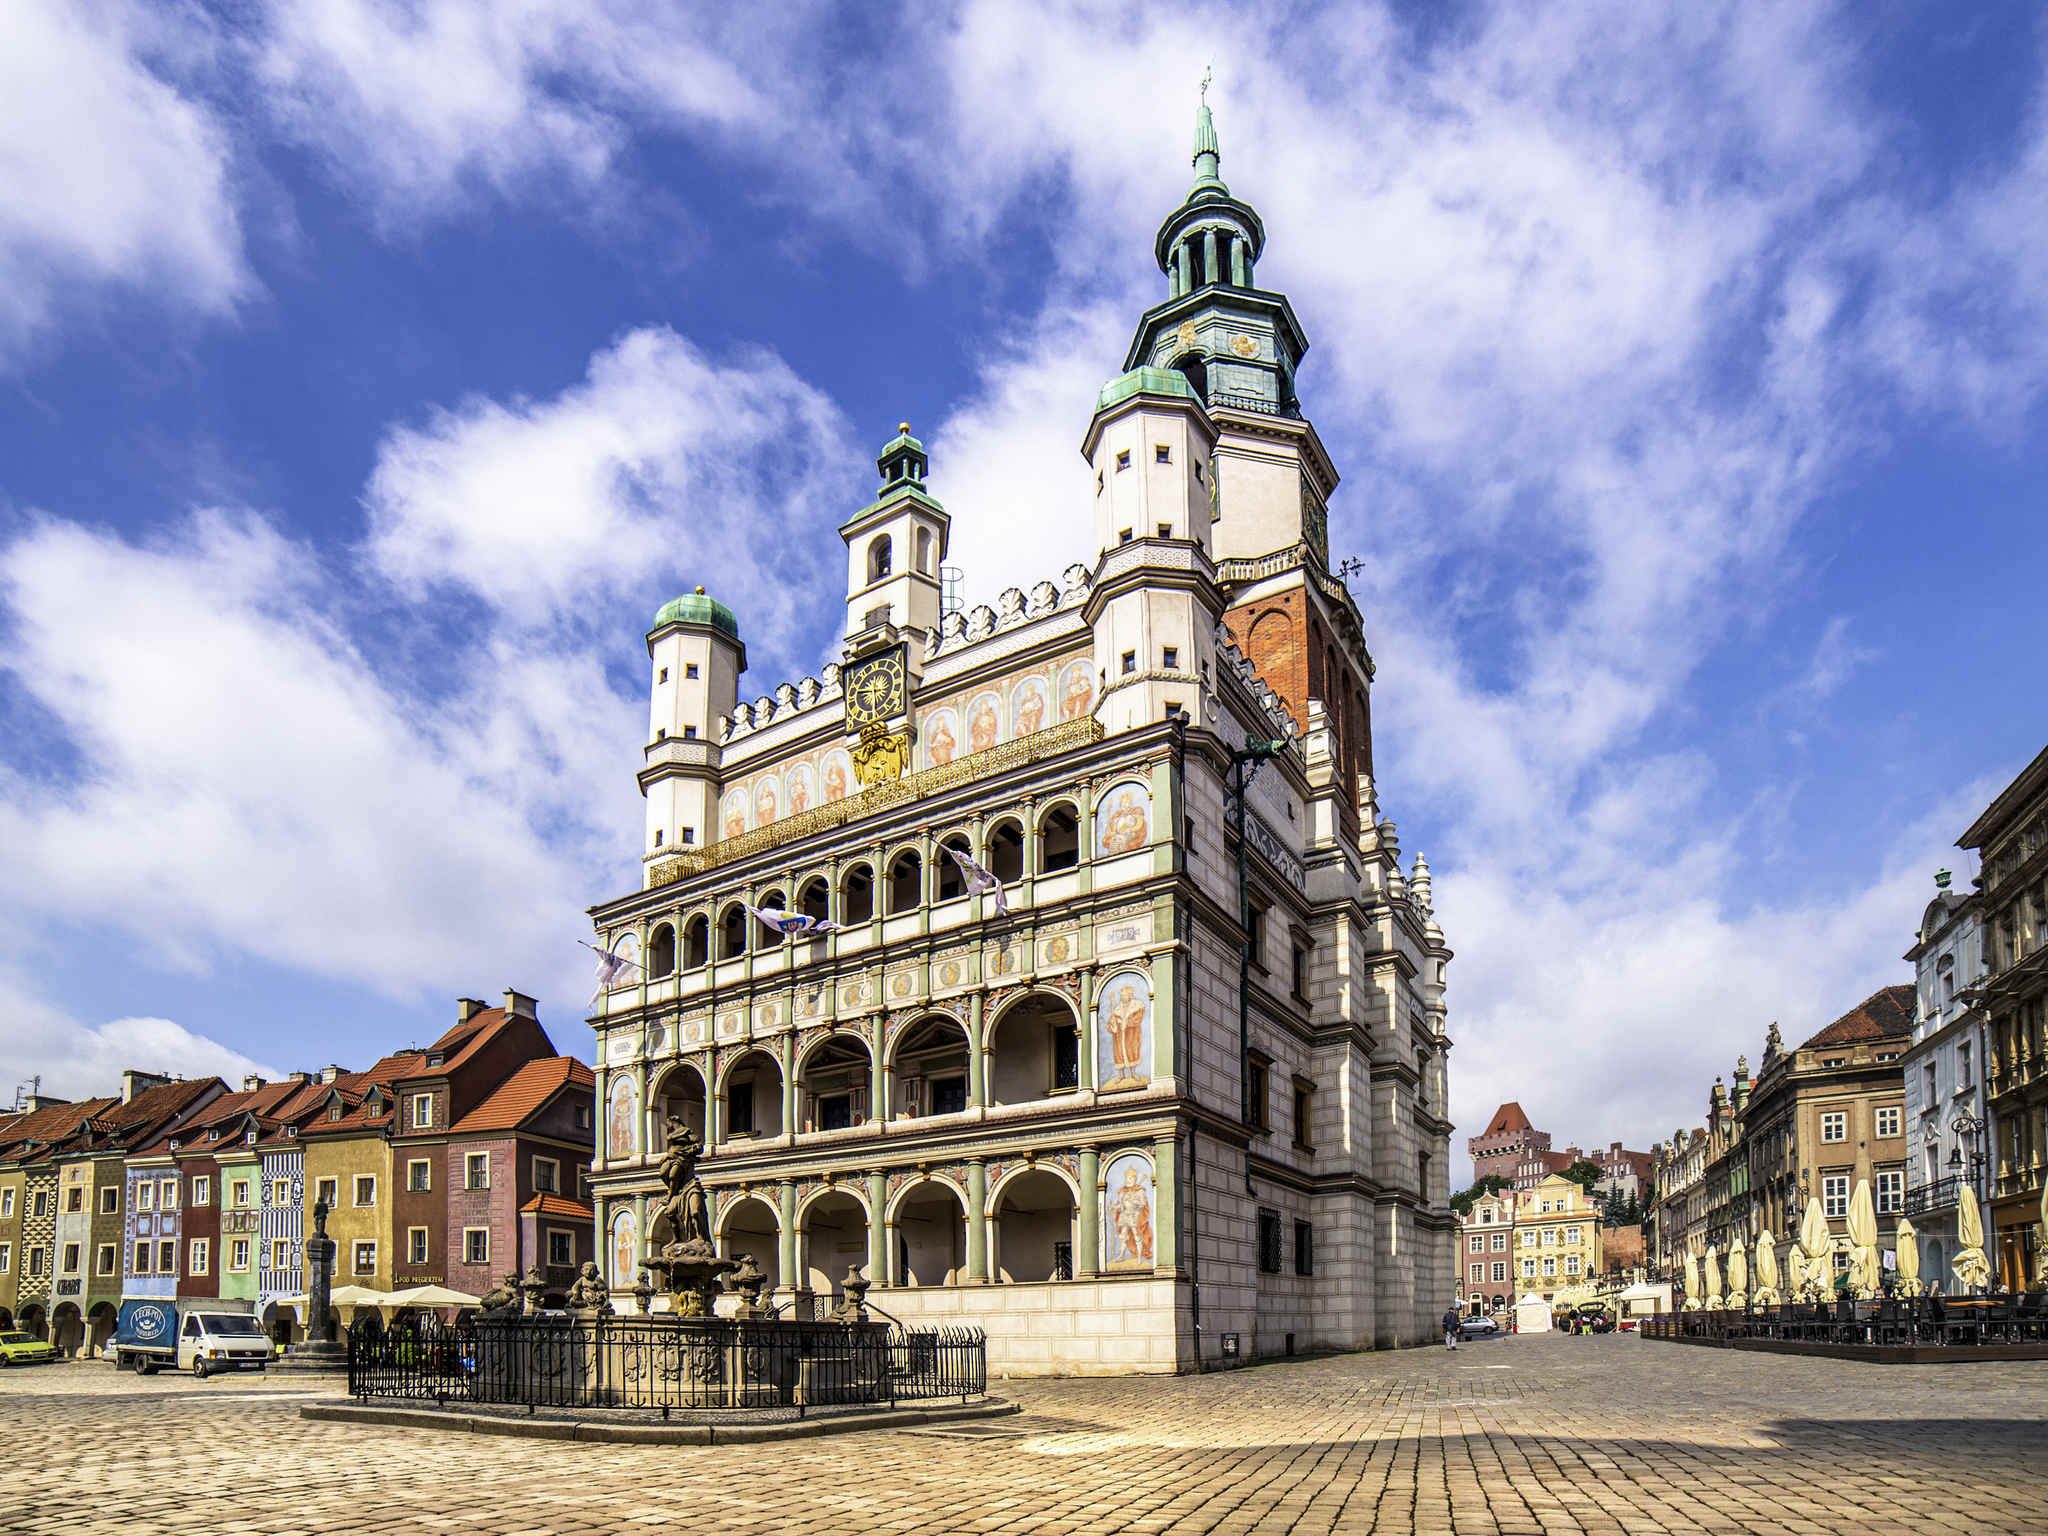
[585,104,1456,1372]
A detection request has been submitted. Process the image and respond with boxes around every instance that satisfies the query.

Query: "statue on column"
[643,1112,734,1315]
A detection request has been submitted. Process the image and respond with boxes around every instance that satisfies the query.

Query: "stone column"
[1153,1134,1179,1272]
[869,1034,888,1126]
[781,1036,799,1139]
[866,1170,887,1285]
[705,1053,724,1145]
[1079,976,1098,1089]
[594,1068,609,1170]
[1077,1148,1101,1277]
[778,1179,798,1292]
[636,1059,652,1163]
[1076,779,1095,896]
[968,992,987,1108]
[633,1192,648,1274]
[594,1195,610,1281]
[966,1158,988,1282]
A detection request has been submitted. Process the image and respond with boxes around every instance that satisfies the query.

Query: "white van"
[119,1307,271,1378]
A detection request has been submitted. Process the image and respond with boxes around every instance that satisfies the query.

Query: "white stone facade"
[583,109,1455,1374]
[1901,880,1991,1290]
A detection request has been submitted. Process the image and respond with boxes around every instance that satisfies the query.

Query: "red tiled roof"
[521,1193,592,1219]
[1801,984,1915,1050]
[0,1098,118,1160]
[451,1057,593,1135]
[1482,1102,1534,1137]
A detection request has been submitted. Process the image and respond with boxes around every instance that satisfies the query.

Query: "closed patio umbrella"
[1702,1244,1722,1307]
[1725,1237,1748,1309]
[1953,1184,1991,1291]
[385,1284,481,1310]
[1800,1196,1833,1300]
[1682,1250,1702,1311]
[1846,1180,1882,1299]
[1753,1229,1780,1305]
[1894,1218,1919,1297]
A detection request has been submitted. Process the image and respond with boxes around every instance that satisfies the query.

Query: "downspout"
[1167,707,1202,1369]
[1234,754,1255,1196]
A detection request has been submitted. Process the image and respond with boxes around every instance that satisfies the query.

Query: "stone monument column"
[865,1170,887,1284]
[276,1199,345,1373]
[968,993,987,1108]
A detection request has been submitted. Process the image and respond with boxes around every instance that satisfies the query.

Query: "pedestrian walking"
[1442,1304,1462,1350]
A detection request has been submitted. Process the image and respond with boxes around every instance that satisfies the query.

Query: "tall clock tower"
[840,425,949,645]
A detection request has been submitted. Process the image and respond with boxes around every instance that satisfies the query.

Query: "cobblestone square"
[6,1334,2046,1536]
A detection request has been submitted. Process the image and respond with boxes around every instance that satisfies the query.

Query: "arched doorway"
[720,1050,783,1141]
[51,1302,83,1357]
[797,1036,871,1133]
[891,1016,970,1120]
[718,1196,782,1293]
[18,1303,45,1341]
[988,994,1080,1104]
[87,1301,117,1357]
[654,1063,708,1146]
[893,1181,966,1287]
[991,1169,1076,1282]
[800,1192,869,1300]
[261,1301,300,1349]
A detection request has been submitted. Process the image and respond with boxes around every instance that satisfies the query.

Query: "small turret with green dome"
[650,585,741,643]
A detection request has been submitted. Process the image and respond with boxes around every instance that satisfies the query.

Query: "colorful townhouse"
[442,1051,594,1297]
[47,1075,221,1354]
[0,1096,117,1339]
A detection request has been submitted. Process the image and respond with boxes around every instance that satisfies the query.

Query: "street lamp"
[1948,1111,1986,1197]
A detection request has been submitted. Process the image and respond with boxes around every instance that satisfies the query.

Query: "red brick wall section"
[445,1137,517,1294]
[1225,591,1369,841]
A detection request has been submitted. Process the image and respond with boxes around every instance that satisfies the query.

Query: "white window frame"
[99,1185,119,1215]
[1565,1255,1582,1276]
[272,1238,291,1271]
[1876,1170,1904,1214]
[188,1238,210,1276]
[465,1153,490,1191]
[1469,1234,1483,1253]
[1521,1258,1537,1278]
[1542,1257,1557,1277]
[408,1226,429,1264]
[1491,1261,1507,1283]
[160,1178,179,1210]
[230,1179,251,1209]
[191,1176,211,1207]
[410,1093,434,1129]
[0,1241,10,1273]
[353,1175,376,1207]
[352,1240,377,1276]
[1820,1110,1847,1144]
[1492,1233,1508,1252]
[314,1177,339,1210]
[1876,1105,1901,1139]
[230,1238,251,1273]
[462,1227,490,1266]
[137,1181,154,1213]
[1822,1174,1849,1218]
[271,1179,291,1207]
[407,1159,432,1193]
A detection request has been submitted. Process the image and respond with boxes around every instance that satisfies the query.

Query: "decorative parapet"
[926,563,1091,661]
[1210,620,1300,753]
[643,716,1107,887]
[1217,542,1373,674]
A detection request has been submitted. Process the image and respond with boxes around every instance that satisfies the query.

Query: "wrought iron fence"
[1641,1294,2048,1348]
[348,1313,986,1415]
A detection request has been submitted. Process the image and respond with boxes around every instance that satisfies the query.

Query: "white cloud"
[0,327,859,1085]
[0,978,280,1107]
[0,1,248,362]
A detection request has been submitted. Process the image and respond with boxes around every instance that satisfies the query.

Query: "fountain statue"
[642,1115,736,1315]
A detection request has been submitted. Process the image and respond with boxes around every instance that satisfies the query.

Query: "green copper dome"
[1095,366,1199,413]
[651,589,740,640]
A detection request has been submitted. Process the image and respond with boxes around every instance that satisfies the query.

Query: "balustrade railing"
[347,1313,986,1416]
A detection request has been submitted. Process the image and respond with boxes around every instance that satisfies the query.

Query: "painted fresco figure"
[1111,1167,1154,1265]
[969,697,1000,753]
[1105,981,1147,1086]
[1060,665,1093,721]
[1099,787,1148,854]
[928,715,956,765]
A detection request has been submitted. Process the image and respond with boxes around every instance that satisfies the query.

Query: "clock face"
[845,649,906,725]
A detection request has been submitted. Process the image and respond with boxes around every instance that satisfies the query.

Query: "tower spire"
[1191,69,1226,196]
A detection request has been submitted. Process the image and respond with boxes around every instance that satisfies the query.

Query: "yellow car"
[0,1330,57,1366]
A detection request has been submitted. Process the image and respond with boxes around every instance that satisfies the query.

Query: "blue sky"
[2,1,2044,1176]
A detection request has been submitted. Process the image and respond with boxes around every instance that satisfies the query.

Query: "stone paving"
[5,1333,2047,1535]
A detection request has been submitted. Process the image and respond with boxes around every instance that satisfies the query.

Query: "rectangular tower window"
[653,830,664,847]
[1162,646,1178,669]
[681,827,696,844]
[1257,1209,1282,1273]
[682,725,697,739]
[1294,1221,1314,1276]
[97,1243,116,1275]
[684,663,699,679]
[100,1186,118,1214]
[1118,528,1133,544]
[658,667,668,682]
[1155,444,1171,463]
[1121,650,1136,675]
[1115,450,1130,470]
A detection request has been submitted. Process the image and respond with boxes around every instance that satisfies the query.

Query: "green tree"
[1449,1173,1512,1217]
[1561,1159,1604,1193]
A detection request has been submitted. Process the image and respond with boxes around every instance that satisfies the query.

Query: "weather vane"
[1336,556,1364,580]
[1201,64,1212,104]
